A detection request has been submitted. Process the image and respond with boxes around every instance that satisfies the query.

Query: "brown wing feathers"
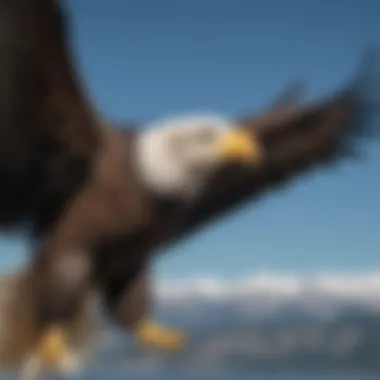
[0,0,101,232]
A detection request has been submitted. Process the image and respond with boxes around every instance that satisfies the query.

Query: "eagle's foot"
[37,326,70,368]
[135,318,186,352]
[21,326,78,380]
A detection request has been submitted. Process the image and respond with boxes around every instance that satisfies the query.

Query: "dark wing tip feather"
[269,81,306,111]
[340,48,380,141]
[262,47,380,162]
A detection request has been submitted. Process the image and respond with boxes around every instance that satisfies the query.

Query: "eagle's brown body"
[0,0,379,375]
[30,125,183,323]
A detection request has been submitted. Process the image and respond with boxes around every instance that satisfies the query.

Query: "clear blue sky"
[0,0,379,279]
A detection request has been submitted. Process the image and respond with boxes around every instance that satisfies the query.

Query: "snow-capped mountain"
[152,272,380,327]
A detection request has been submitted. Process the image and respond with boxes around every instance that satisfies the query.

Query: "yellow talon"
[135,318,186,352]
[36,325,69,369]
[21,325,78,380]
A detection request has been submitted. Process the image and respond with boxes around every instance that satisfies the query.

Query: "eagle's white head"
[134,113,262,199]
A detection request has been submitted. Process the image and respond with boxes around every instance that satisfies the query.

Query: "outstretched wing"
[153,52,380,250]
[0,0,102,229]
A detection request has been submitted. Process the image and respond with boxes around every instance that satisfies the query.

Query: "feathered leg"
[25,247,91,376]
[0,269,99,380]
[106,267,186,353]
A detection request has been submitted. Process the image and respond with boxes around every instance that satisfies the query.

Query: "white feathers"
[134,113,234,199]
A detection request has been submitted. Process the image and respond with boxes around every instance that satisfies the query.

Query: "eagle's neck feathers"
[133,129,195,200]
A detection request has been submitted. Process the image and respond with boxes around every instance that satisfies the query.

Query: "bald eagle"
[0,0,378,377]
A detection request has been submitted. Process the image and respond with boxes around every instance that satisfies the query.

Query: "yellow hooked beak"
[212,128,262,164]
